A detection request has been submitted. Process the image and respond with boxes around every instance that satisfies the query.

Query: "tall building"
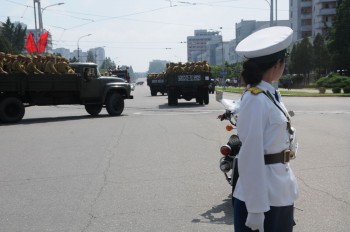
[89,47,106,68]
[187,30,221,63]
[290,0,337,40]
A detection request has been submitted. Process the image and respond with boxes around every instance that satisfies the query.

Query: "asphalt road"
[0,85,349,232]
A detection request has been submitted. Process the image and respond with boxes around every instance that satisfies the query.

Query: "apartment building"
[290,0,337,40]
[187,30,222,63]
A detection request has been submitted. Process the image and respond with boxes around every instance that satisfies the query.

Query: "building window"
[301,19,312,25]
[302,31,312,37]
[301,7,312,14]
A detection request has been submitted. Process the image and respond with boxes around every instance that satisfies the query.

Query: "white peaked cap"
[236,26,293,59]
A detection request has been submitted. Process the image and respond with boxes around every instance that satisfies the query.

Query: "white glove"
[245,212,264,232]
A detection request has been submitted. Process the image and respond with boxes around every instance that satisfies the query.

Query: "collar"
[255,81,276,94]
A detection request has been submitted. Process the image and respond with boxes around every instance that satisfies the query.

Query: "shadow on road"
[192,195,233,225]
[158,102,207,109]
[0,114,127,126]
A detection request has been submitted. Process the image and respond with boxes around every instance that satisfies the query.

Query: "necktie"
[274,91,280,102]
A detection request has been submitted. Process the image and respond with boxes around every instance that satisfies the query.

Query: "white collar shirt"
[233,81,298,213]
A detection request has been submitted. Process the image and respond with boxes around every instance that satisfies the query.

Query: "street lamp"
[77,34,92,62]
[39,2,65,34]
[264,0,274,26]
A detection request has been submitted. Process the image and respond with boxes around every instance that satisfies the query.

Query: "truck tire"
[151,89,157,96]
[168,89,173,106]
[85,104,102,116]
[0,97,25,123]
[106,93,124,116]
[203,90,209,105]
[196,95,203,105]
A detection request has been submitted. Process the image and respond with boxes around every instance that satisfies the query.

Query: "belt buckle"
[283,150,291,164]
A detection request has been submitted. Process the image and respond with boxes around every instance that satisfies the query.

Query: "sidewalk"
[278,88,319,93]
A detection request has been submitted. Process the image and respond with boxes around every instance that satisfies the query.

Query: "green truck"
[166,71,211,106]
[147,73,167,96]
[0,62,133,123]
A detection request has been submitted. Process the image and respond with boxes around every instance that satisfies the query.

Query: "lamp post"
[218,27,225,83]
[77,34,91,62]
[264,0,274,26]
[39,2,64,34]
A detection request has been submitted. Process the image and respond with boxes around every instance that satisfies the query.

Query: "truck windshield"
[96,69,101,77]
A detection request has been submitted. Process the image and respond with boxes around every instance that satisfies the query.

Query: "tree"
[70,57,78,63]
[289,38,313,80]
[101,57,116,70]
[0,17,27,53]
[328,0,350,72]
[86,50,94,62]
[313,33,330,78]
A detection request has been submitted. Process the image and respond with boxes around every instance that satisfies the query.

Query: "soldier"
[184,62,191,73]
[26,56,44,74]
[56,57,75,74]
[44,55,59,74]
[202,60,211,72]
[12,54,28,74]
[64,58,75,74]
[35,54,45,72]
[192,62,202,73]
[0,52,8,74]
[4,54,13,73]
[165,63,174,75]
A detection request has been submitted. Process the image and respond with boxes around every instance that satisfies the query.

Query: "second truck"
[165,61,211,106]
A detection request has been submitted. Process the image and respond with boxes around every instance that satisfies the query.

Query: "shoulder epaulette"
[247,87,264,95]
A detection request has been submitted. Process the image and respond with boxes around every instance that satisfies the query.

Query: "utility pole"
[33,0,41,41]
[270,0,273,27]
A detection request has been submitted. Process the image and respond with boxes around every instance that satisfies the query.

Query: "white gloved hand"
[245,212,265,232]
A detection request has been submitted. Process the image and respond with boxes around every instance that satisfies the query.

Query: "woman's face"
[273,59,286,82]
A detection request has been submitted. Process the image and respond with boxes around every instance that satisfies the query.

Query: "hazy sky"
[1,0,289,72]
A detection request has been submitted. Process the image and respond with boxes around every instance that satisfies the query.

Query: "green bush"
[316,74,350,88]
[332,87,341,93]
[318,87,326,94]
[344,86,350,94]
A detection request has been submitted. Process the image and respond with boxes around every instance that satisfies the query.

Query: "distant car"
[136,81,144,85]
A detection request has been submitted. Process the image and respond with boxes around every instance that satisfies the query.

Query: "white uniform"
[233,80,298,213]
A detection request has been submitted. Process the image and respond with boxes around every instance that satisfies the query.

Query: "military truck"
[165,62,211,106]
[110,68,131,83]
[147,73,167,96]
[0,62,133,123]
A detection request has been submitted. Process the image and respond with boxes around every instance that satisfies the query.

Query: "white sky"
[1,0,289,72]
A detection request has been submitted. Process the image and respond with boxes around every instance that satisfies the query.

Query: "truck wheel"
[168,90,177,106]
[168,89,174,106]
[85,104,102,116]
[0,97,25,123]
[106,93,124,116]
[203,91,209,105]
[173,97,178,105]
[151,89,157,96]
[196,95,203,105]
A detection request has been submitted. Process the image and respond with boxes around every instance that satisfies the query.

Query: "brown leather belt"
[265,150,295,165]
